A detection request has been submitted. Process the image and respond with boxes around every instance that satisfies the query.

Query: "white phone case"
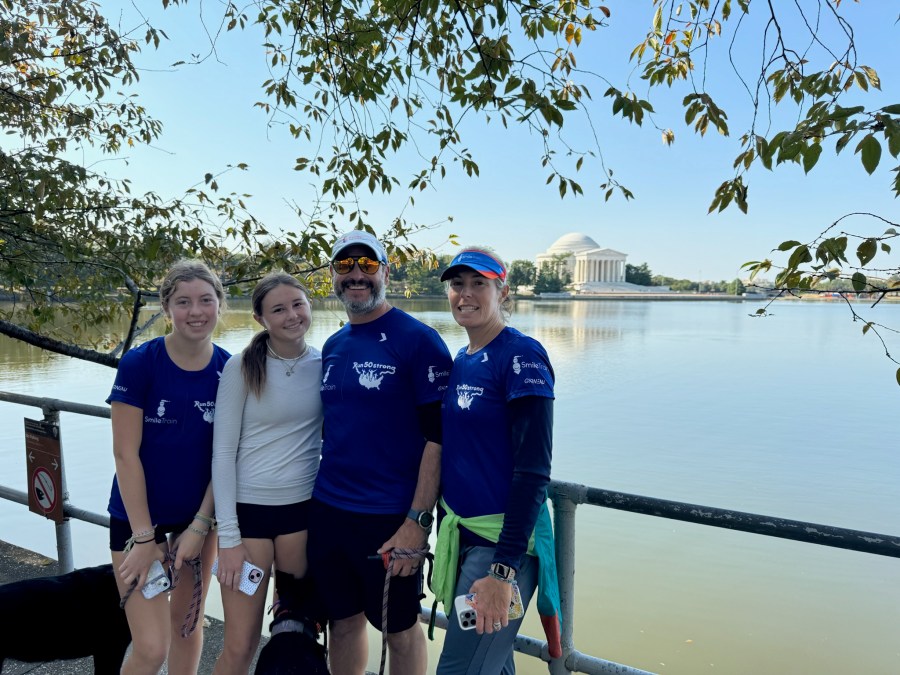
[454,593,478,630]
[212,558,265,596]
[141,559,171,599]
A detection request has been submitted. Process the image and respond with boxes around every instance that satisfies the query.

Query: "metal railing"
[1,391,898,675]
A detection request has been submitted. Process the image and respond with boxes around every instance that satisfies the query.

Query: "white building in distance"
[536,232,628,292]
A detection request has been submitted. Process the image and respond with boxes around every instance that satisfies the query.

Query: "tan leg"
[212,538,275,675]
[328,612,369,675]
[387,622,427,675]
[166,532,218,675]
[113,546,171,675]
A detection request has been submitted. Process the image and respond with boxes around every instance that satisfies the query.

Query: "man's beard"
[336,279,386,315]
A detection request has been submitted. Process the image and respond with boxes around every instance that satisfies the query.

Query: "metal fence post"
[42,407,73,573]
[549,485,581,675]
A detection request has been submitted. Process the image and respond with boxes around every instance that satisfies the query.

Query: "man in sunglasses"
[308,230,452,675]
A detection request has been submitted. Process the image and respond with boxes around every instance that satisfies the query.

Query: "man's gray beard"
[338,282,387,316]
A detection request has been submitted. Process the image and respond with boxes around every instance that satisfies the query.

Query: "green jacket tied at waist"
[432,496,563,658]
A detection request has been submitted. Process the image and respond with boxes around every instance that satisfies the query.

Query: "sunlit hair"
[242,272,310,398]
[159,259,226,312]
[446,245,513,319]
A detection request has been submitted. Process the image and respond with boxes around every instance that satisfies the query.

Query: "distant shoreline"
[388,291,900,303]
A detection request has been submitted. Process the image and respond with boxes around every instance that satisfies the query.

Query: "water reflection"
[1,298,899,675]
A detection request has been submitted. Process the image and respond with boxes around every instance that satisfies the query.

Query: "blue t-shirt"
[315,307,452,513]
[441,326,555,519]
[107,337,231,524]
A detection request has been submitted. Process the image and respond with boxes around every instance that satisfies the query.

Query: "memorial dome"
[546,233,600,255]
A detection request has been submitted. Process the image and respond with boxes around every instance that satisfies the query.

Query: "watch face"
[491,563,514,579]
[418,512,434,528]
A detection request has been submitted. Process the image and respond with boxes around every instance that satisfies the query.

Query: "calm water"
[1,298,898,674]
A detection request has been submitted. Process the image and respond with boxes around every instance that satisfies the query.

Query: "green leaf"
[777,240,802,252]
[787,245,812,268]
[802,144,822,173]
[856,134,882,174]
[896,367,900,387]
[851,272,867,292]
[880,104,900,115]
[856,238,877,266]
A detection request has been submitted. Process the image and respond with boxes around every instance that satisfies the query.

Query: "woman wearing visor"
[433,247,561,674]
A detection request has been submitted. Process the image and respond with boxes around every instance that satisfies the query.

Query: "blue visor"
[440,250,506,282]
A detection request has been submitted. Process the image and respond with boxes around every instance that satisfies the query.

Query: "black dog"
[254,572,329,675]
[0,564,131,674]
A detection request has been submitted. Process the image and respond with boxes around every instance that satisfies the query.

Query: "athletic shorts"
[236,500,310,539]
[108,517,187,552]
[307,499,423,632]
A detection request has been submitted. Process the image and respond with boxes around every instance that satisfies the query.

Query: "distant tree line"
[390,258,751,296]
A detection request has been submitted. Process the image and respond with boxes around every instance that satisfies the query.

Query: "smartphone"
[454,583,524,630]
[212,558,266,596]
[141,559,171,599]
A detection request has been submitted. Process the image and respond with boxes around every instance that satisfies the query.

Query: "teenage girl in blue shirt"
[107,260,230,675]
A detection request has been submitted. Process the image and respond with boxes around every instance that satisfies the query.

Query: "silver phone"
[141,559,171,599]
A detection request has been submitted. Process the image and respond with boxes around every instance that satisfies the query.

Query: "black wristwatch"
[407,508,434,531]
[489,562,516,582]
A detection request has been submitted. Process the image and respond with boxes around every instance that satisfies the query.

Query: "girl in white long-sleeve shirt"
[211,272,323,675]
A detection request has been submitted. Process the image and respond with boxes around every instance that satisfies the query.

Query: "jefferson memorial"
[535,232,628,292]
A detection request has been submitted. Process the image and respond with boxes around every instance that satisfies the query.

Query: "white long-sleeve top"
[212,347,323,548]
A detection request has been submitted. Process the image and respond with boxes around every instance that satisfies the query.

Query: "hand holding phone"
[141,559,171,599]
[212,558,265,596]
[454,583,524,630]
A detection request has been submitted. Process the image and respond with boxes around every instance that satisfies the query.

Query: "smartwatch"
[489,562,516,582]
[407,508,434,531]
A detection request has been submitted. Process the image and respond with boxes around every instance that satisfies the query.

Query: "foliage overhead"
[0,0,431,365]
[202,0,900,292]
[2,0,899,376]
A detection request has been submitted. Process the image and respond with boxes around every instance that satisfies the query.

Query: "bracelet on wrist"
[131,526,155,539]
[193,512,216,529]
[124,529,157,553]
[187,525,209,537]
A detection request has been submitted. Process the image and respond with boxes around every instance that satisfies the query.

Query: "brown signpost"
[24,418,65,523]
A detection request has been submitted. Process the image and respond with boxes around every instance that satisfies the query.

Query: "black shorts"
[307,499,423,633]
[108,517,187,552]
[236,500,310,539]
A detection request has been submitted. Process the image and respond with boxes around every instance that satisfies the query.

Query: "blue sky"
[101,1,899,281]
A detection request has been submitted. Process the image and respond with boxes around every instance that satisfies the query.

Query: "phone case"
[454,593,478,630]
[212,558,266,596]
[141,559,171,599]
[454,584,524,630]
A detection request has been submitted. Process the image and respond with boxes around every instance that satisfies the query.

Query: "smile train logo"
[320,364,336,392]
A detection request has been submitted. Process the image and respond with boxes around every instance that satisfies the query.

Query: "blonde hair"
[242,272,310,398]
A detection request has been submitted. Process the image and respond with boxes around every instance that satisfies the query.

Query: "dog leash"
[119,553,203,638]
[377,546,432,675]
